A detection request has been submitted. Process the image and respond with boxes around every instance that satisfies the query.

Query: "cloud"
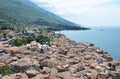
[30,0,120,26]
[30,0,111,15]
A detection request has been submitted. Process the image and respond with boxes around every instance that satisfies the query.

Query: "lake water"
[56,27,120,62]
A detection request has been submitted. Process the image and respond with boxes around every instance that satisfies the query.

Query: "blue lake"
[56,27,120,62]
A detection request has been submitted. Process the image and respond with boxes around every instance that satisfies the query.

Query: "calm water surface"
[56,27,120,61]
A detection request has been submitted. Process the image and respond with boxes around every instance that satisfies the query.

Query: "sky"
[30,0,120,26]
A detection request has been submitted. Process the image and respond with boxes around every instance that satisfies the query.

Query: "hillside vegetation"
[0,0,89,30]
[0,11,31,31]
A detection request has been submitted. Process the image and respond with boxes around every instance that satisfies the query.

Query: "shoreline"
[56,33,116,60]
[53,33,114,61]
[55,28,120,62]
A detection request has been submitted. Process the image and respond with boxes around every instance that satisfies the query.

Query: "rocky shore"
[0,34,120,79]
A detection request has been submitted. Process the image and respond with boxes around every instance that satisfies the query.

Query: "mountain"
[0,11,31,31]
[0,0,88,30]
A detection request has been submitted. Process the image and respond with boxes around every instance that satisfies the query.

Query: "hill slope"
[0,0,89,30]
[0,11,30,31]
[0,0,76,24]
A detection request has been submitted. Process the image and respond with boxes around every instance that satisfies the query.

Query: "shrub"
[10,35,51,46]
[0,65,9,73]
[108,63,116,70]
[1,70,14,76]
[112,64,116,69]
[108,63,112,67]
[0,65,14,76]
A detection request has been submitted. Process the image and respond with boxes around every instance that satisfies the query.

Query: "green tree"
[14,38,24,46]
[112,64,116,69]
[108,63,112,67]
[3,32,7,38]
